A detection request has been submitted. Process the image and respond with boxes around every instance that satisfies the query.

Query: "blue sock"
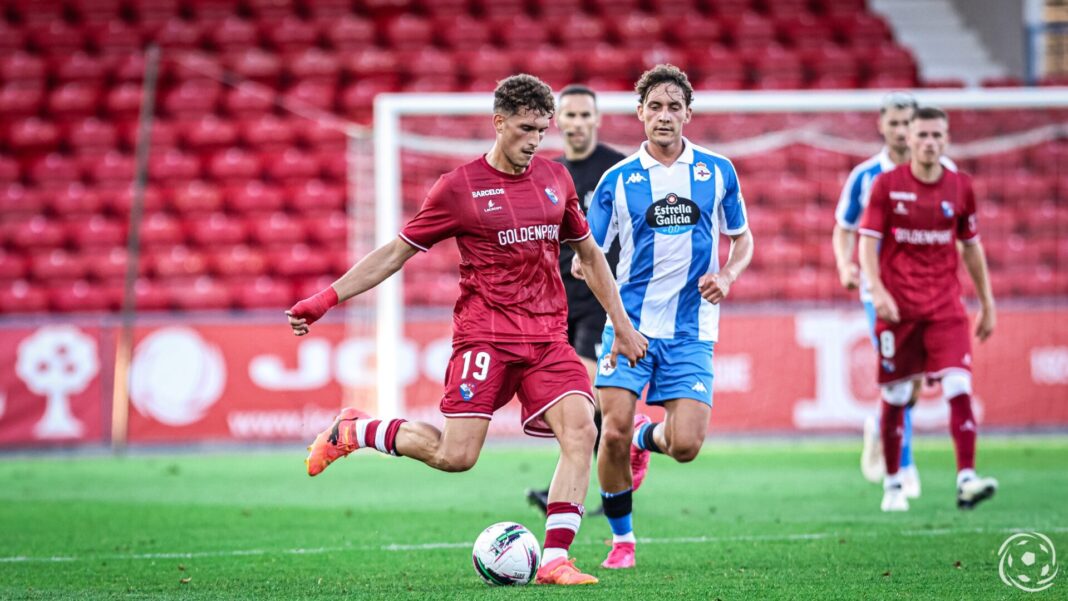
[900,405,914,468]
[601,489,633,536]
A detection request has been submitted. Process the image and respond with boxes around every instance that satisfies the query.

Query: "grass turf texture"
[1,437,1065,600]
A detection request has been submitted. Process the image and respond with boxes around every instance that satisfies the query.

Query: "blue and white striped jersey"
[835,147,956,301]
[588,138,748,342]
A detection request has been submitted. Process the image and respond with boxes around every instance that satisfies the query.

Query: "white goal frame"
[372,87,1068,416]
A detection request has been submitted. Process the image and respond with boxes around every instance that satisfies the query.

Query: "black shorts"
[567,309,606,361]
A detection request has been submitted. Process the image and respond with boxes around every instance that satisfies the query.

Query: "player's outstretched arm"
[858,235,899,323]
[831,224,860,290]
[961,241,996,341]
[570,236,647,367]
[286,238,419,336]
[699,229,754,304]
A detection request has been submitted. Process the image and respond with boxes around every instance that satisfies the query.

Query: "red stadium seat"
[162,79,222,116]
[86,151,136,184]
[100,182,165,214]
[342,47,400,80]
[245,0,297,18]
[125,277,170,310]
[224,48,283,82]
[421,0,469,15]
[105,82,145,116]
[87,20,143,54]
[554,13,607,50]
[802,43,859,81]
[207,17,260,52]
[0,279,49,313]
[210,244,267,277]
[435,15,491,50]
[833,13,891,48]
[182,114,239,148]
[169,275,233,310]
[51,52,108,83]
[0,20,26,53]
[28,22,86,54]
[0,52,46,83]
[287,179,345,212]
[776,15,834,50]
[239,114,298,149]
[208,149,263,182]
[262,16,320,51]
[286,47,341,80]
[268,243,331,276]
[72,0,125,24]
[611,13,665,48]
[323,16,376,51]
[48,82,102,117]
[0,250,28,280]
[226,180,285,213]
[282,79,337,110]
[514,46,575,84]
[249,211,306,245]
[151,18,204,50]
[814,0,868,16]
[49,279,114,312]
[131,0,181,24]
[224,82,277,115]
[722,12,776,51]
[385,15,433,50]
[7,116,59,152]
[67,117,118,151]
[31,249,88,281]
[0,184,41,215]
[171,180,224,213]
[71,214,126,248]
[149,149,201,182]
[230,275,293,309]
[488,15,549,49]
[303,211,347,244]
[0,158,20,184]
[149,245,209,278]
[49,182,106,216]
[265,148,322,181]
[140,212,185,247]
[0,83,44,117]
[28,153,83,186]
[454,47,514,81]
[186,212,249,245]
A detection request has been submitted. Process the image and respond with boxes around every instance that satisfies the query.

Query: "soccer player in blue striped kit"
[576,65,754,569]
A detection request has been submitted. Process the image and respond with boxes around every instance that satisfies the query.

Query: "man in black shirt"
[527,85,626,514]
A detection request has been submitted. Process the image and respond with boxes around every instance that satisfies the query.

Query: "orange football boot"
[305,408,369,476]
[535,557,599,585]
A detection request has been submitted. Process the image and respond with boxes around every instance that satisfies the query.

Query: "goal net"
[370,89,1068,435]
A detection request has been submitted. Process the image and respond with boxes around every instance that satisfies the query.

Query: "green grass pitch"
[1,437,1065,600]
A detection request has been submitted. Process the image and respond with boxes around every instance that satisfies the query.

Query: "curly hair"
[493,74,555,117]
[635,64,694,107]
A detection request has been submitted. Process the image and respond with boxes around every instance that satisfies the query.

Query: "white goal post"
[372,87,1068,417]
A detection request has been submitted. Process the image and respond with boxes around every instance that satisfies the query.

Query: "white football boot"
[957,474,998,510]
[900,464,921,499]
[881,480,909,512]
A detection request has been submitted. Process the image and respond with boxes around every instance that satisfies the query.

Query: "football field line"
[2,526,1066,564]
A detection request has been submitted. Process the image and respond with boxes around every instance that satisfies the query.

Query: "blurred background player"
[582,65,754,569]
[858,105,998,513]
[289,74,648,585]
[833,92,935,497]
[526,84,626,516]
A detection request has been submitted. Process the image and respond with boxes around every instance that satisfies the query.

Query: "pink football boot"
[631,413,652,491]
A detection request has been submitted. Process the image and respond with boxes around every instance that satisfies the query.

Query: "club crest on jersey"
[693,162,711,182]
[646,193,700,235]
[544,187,559,205]
[941,200,954,218]
[459,382,475,401]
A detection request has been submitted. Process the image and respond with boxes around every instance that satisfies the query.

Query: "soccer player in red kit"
[287,75,647,585]
[858,106,998,512]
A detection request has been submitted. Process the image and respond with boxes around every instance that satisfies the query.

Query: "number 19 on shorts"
[461,351,490,381]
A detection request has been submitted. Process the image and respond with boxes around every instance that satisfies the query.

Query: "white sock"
[884,472,903,489]
[613,532,636,544]
[542,547,567,564]
[957,468,976,486]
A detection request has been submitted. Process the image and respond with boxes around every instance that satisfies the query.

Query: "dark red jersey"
[400,155,591,343]
[859,164,979,320]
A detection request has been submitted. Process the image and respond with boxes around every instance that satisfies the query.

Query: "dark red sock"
[544,502,584,553]
[948,393,977,471]
[881,400,905,476]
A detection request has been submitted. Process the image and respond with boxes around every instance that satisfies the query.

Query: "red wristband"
[288,286,339,325]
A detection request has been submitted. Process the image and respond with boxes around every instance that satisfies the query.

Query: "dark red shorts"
[874,313,972,385]
[439,339,595,437]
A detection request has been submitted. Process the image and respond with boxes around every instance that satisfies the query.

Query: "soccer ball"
[471,522,541,586]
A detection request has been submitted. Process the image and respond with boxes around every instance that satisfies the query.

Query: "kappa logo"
[691,381,708,393]
[484,199,503,213]
[693,162,711,182]
[626,172,647,185]
[544,186,559,205]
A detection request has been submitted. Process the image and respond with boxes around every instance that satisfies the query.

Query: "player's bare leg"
[649,398,711,463]
[597,386,640,569]
[306,411,488,476]
[536,394,599,585]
